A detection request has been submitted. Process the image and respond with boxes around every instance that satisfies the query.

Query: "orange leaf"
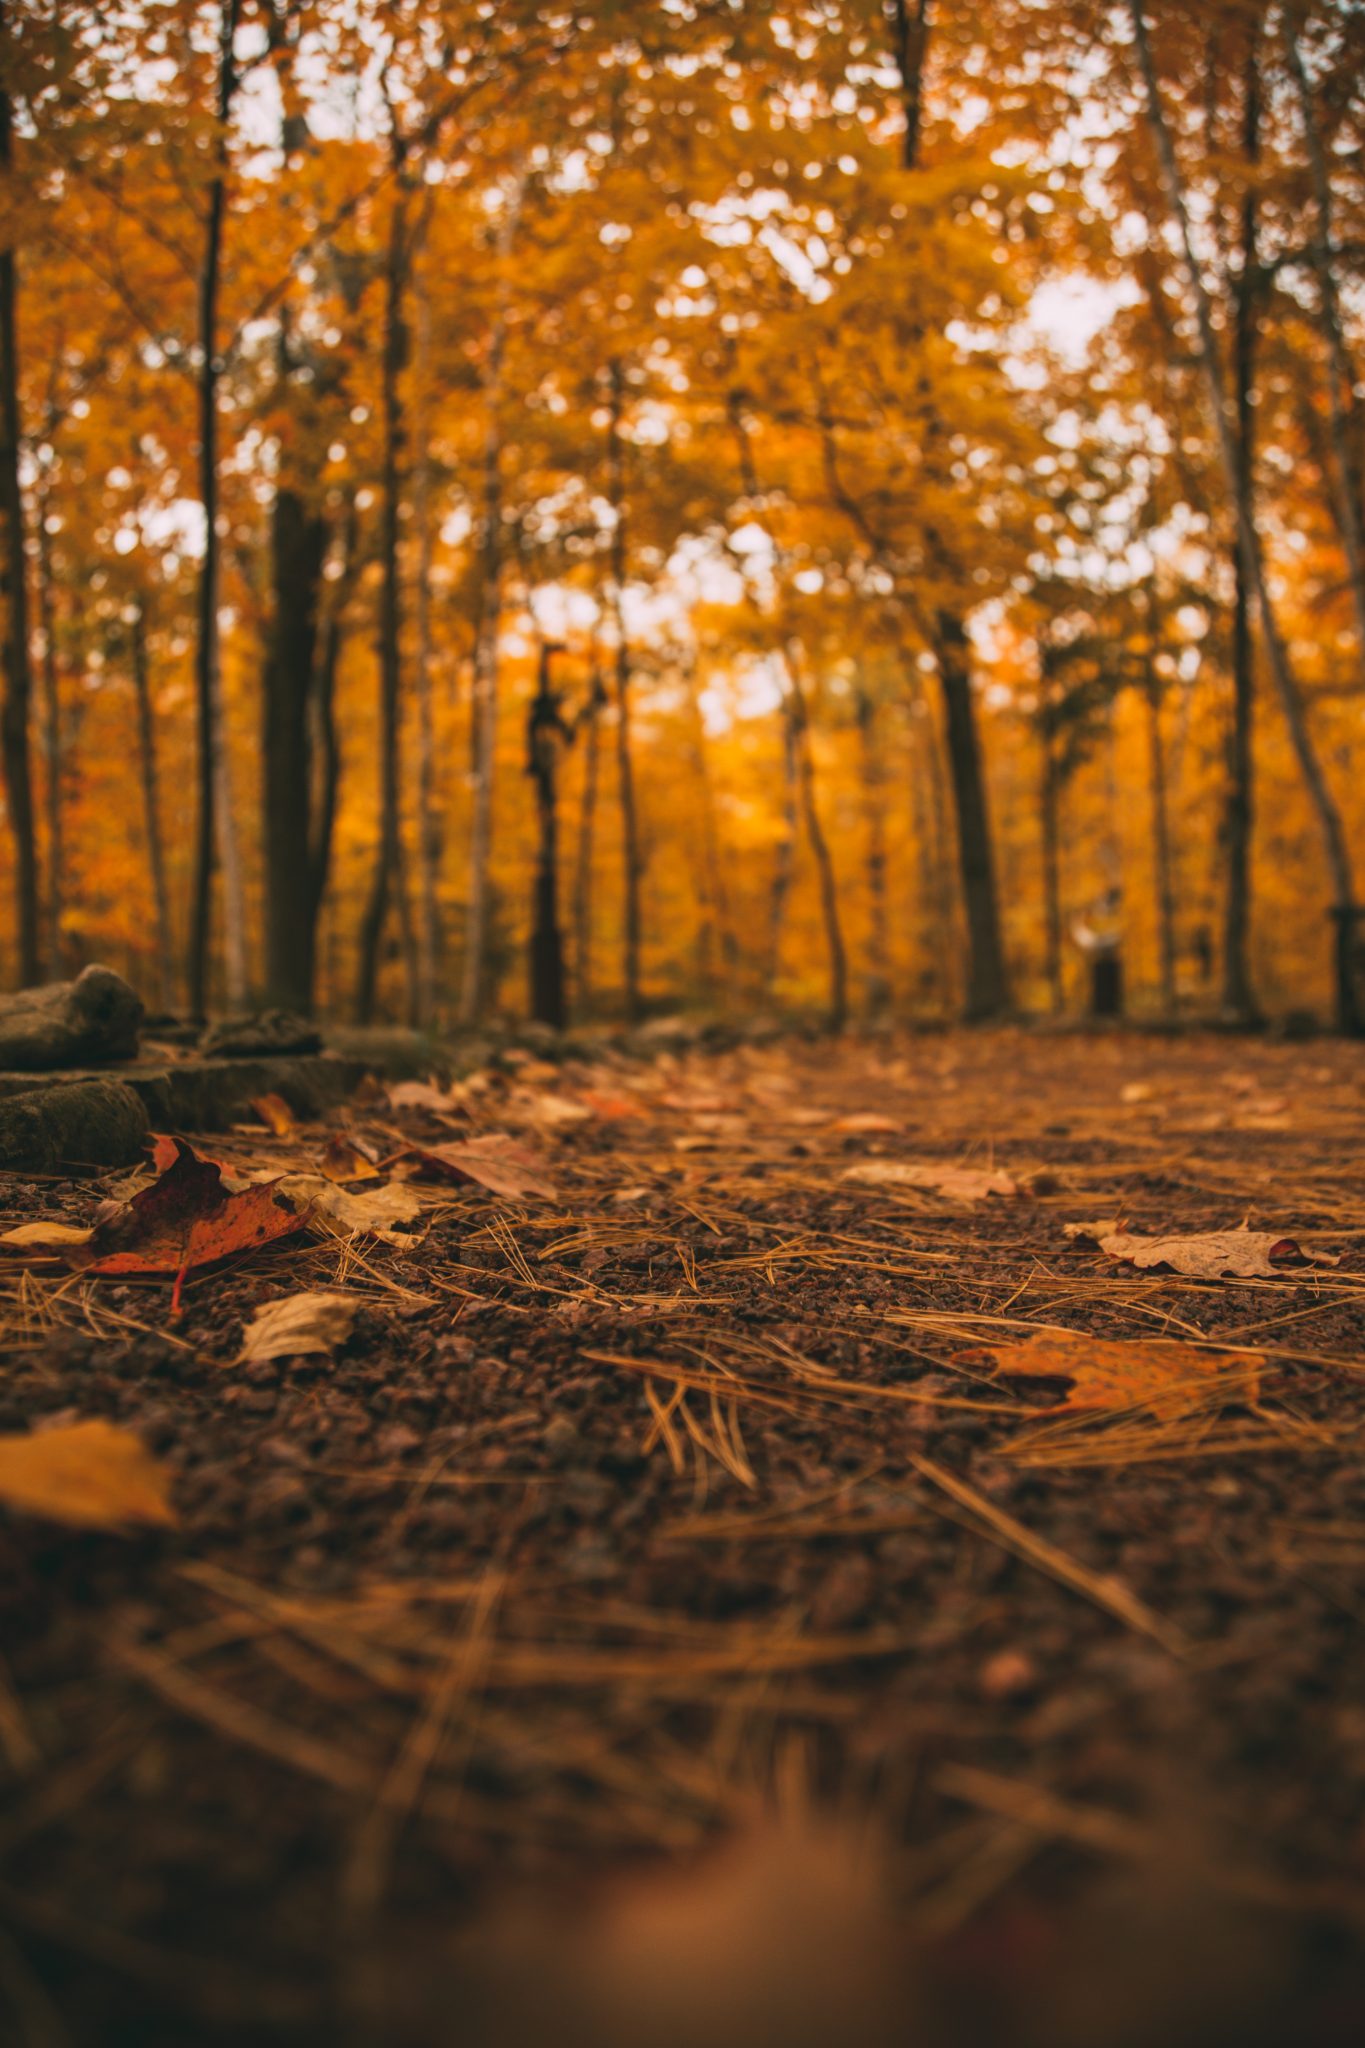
[0,1419,176,1530]
[75,1136,308,1276]
[250,1093,296,1137]
[977,1330,1262,1417]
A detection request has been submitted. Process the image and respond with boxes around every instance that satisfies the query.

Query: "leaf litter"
[1,1027,1364,2017]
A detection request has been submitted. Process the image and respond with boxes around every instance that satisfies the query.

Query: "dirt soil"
[3,1027,1365,2047]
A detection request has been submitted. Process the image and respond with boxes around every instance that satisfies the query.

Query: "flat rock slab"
[0,1052,367,1171]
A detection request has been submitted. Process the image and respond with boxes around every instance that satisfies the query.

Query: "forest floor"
[3,1026,1365,2046]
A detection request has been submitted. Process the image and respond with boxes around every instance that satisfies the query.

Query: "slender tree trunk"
[355,167,409,1024]
[35,490,61,974]
[213,649,249,1007]
[1285,19,1365,668]
[527,643,566,1028]
[187,0,240,1018]
[606,361,642,1021]
[891,0,932,171]
[459,187,519,1026]
[572,662,605,1017]
[855,684,890,1015]
[262,484,326,1011]
[1223,35,1260,1024]
[681,654,735,1001]
[1143,628,1178,1014]
[1040,722,1064,1015]
[766,686,800,998]
[412,273,441,1024]
[786,643,847,1028]
[307,501,353,940]
[1131,0,1357,1026]
[0,6,37,987]
[936,610,1008,1018]
[131,599,175,1013]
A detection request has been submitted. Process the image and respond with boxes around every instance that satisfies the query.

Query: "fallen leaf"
[387,1080,463,1115]
[829,1113,900,1134]
[1120,1081,1155,1105]
[73,1137,308,1277]
[236,1291,357,1364]
[250,1093,296,1137]
[276,1175,425,1244]
[1,1219,96,1251]
[406,1135,557,1203]
[519,1091,592,1127]
[0,1419,176,1530]
[579,1091,647,1122]
[319,1132,381,1183]
[977,1329,1263,1416]
[842,1161,1021,1203]
[1064,1219,1337,1277]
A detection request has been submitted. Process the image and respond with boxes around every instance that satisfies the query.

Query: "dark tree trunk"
[787,645,848,1029]
[936,611,1008,1018]
[527,643,566,1029]
[1144,657,1178,1014]
[306,498,354,945]
[187,0,240,1019]
[131,599,175,1012]
[606,363,642,1021]
[681,655,735,1002]
[262,485,327,1011]
[856,684,890,1015]
[354,168,409,1024]
[891,0,932,171]
[572,662,606,1017]
[1222,33,1259,1024]
[1040,723,1064,1014]
[766,690,800,998]
[0,5,38,987]
[35,487,61,975]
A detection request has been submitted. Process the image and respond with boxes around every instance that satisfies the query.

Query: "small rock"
[0,964,143,1070]
[201,1009,322,1057]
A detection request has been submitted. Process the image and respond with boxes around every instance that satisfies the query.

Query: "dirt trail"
[3,1028,1365,2045]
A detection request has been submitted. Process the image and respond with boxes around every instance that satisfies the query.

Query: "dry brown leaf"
[250,1092,296,1137]
[842,1161,1021,1203]
[518,1091,592,1127]
[1,1219,96,1252]
[236,1291,357,1365]
[387,1080,463,1115]
[977,1329,1263,1416]
[828,1112,900,1134]
[319,1132,381,1183]
[1065,1219,1337,1277]
[406,1135,557,1203]
[0,1419,176,1530]
[276,1175,425,1245]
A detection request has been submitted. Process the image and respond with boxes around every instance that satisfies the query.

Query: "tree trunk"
[606,361,642,1022]
[35,487,61,975]
[786,643,847,1028]
[1143,621,1178,1015]
[307,500,353,942]
[458,186,519,1027]
[0,3,38,987]
[412,272,441,1025]
[1040,721,1063,1014]
[131,599,176,1013]
[855,683,890,1015]
[766,687,800,998]
[262,484,327,1011]
[1285,19,1365,669]
[891,0,932,171]
[572,661,606,1017]
[1130,0,1357,1027]
[187,0,240,1019]
[527,642,566,1028]
[935,610,1008,1018]
[681,654,735,1002]
[354,167,409,1025]
[1222,33,1260,1024]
